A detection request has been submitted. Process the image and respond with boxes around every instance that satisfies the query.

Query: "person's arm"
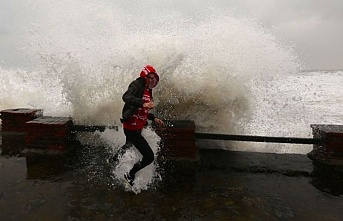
[148,113,165,126]
[154,117,165,126]
[148,113,155,121]
[122,81,144,107]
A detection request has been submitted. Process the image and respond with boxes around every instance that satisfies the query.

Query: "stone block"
[0,108,43,132]
[25,116,74,152]
[1,133,26,155]
[311,125,343,155]
[154,120,198,160]
[308,124,343,165]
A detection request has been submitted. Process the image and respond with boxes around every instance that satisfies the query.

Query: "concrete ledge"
[25,116,74,152]
[154,120,198,160]
[308,124,343,165]
[0,108,42,132]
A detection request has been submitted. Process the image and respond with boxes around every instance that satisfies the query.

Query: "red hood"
[140,65,159,88]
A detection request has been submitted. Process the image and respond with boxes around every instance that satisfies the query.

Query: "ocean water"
[1,0,343,192]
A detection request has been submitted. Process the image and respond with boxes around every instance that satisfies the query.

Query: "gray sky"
[225,0,343,70]
[1,0,343,70]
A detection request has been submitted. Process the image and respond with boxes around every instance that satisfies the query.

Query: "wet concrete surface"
[1,144,343,221]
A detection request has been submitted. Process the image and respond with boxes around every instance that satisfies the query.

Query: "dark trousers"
[121,128,154,178]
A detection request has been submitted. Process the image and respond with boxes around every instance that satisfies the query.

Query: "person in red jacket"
[119,65,164,186]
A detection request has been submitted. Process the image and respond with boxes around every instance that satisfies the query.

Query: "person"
[118,65,164,186]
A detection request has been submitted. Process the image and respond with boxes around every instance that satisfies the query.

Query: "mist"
[0,0,343,70]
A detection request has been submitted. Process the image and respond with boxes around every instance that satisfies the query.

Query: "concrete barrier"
[1,108,343,165]
[308,124,343,165]
[154,120,198,160]
[25,116,74,153]
[0,108,42,132]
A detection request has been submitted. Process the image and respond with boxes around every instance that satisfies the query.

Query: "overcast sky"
[225,0,343,70]
[1,0,343,70]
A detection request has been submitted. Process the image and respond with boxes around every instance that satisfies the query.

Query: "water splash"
[99,126,162,194]
[3,0,300,126]
[1,0,304,154]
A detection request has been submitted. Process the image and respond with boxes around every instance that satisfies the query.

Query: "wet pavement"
[1,144,343,221]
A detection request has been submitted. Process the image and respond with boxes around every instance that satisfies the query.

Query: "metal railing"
[195,132,319,144]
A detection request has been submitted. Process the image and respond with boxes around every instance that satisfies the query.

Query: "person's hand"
[143,102,154,110]
[154,118,165,127]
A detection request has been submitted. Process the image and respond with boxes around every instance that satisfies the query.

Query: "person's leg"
[124,129,154,179]
[110,141,132,164]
